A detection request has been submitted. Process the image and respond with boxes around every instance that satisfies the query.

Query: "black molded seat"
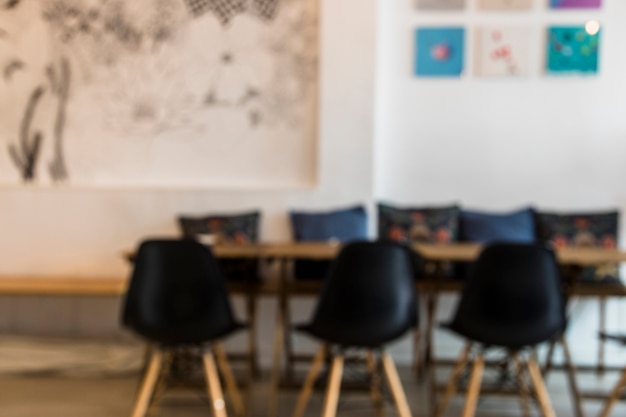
[290,241,418,417]
[446,243,566,349]
[298,241,418,347]
[435,242,567,417]
[122,239,245,417]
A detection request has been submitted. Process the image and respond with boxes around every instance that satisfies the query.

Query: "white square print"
[417,0,465,11]
[475,27,532,77]
[478,0,532,10]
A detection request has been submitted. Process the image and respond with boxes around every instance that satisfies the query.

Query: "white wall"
[375,0,626,212]
[374,0,626,365]
[2,0,626,370]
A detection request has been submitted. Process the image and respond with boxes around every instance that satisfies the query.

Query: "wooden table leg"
[598,296,607,377]
[269,263,286,417]
[246,290,259,381]
[424,290,439,372]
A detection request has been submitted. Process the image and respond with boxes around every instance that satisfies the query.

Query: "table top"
[4,243,626,297]
[413,243,626,266]
[204,242,626,267]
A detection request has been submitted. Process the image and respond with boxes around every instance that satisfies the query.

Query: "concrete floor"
[1,362,625,417]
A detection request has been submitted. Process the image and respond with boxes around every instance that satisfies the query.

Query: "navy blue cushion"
[460,207,537,244]
[290,206,368,242]
[290,206,368,280]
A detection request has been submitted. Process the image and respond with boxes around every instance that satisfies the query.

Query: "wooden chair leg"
[381,352,413,417]
[598,366,626,417]
[203,350,228,417]
[461,353,484,417]
[512,353,531,417]
[321,354,344,417]
[527,355,556,417]
[148,351,173,414]
[366,350,385,417]
[435,343,472,417]
[131,349,163,417]
[214,343,245,417]
[559,335,584,417]
[292,345,327,417]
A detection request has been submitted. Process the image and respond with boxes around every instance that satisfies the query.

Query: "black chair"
[290,240,419,417]
[122,239,245,417]
[435,243,567,417]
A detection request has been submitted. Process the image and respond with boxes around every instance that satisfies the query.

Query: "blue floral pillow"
[536,211,620,283]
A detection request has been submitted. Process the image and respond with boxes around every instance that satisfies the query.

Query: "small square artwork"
[546,25,600,74]
[417,0,465,10]
[550,0,601,9]
[475,27,531,76]
[415,27,465,77]
[477,0,532,10]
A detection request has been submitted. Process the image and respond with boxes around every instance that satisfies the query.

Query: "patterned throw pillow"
[377,203,460,278]
[536,211,620,283]
[177,211,261,281]
[377,203,460,244]
[178,211,260,244]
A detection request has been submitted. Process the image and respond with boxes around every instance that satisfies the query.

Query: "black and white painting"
[0,0,318,187]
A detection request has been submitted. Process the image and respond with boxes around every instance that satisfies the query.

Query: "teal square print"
[415,27,465,77]
[546,26,600,74]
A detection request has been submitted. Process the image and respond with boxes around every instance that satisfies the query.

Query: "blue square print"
[415,27,465,77]
[546,26,600,74]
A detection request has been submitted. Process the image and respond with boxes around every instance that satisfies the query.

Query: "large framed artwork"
[0,0,319,188]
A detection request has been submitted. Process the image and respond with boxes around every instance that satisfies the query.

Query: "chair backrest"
[449,242,566,349]
[122,239,240,345]
[307,240,418,347]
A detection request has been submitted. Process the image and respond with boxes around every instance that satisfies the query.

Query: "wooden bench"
[0,276,128,296]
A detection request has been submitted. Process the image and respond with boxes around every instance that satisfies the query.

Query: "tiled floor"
[1,362,625,417]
